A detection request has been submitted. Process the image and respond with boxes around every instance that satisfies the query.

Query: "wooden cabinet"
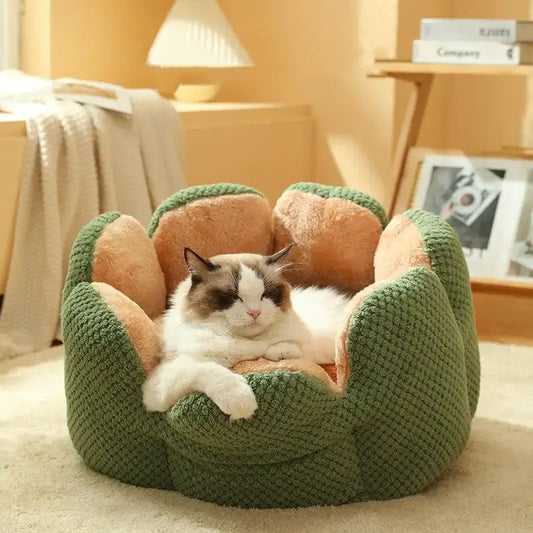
[0,102,314,294]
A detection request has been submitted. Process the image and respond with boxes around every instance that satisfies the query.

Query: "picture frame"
[393,147,465,216]
[395,147,533,282]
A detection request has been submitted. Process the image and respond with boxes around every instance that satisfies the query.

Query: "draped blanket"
[0,90,186,358]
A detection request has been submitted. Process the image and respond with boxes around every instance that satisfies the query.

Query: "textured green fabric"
[287,182,389,228]
[147,183,263,237]
[345,267,472,500]
[404,210,480,416]
[63,282,173,490]
[62,182,479,509]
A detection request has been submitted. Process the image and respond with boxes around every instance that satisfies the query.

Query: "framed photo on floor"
[506,170,533,280]
[399,149,533,282]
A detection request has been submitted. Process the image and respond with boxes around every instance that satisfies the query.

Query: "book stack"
[413,19,533,65]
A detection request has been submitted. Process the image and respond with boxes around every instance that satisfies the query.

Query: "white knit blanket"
[0,90,186,359]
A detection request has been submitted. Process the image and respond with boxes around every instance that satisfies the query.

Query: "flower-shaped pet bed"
[62,182,480,508]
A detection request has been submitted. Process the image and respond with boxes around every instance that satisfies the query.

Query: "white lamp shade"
[147,0,253,68]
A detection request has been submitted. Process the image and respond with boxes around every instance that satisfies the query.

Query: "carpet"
[1,342,532,532]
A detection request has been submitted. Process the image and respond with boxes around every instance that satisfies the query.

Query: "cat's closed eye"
[263,284,284,306]
[210,288,239,310]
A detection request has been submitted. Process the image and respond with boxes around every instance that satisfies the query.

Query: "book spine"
[420,19,517,43]
[412,40,523,65]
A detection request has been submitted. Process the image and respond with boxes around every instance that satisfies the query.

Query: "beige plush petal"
[272,190,383,292]
[232,357,342,394]
[93,282,161,374]
[374,214,432,282]
[92,215,166,319]
[152,194,273,295]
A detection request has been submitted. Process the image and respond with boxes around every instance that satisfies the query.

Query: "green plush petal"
[166,433,363,508]
[404,209,480,417]
[163,370,353,465]
[346,267,472,500]
[62,282,172,489]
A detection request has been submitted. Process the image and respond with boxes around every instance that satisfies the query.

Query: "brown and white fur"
[142,245,350,420]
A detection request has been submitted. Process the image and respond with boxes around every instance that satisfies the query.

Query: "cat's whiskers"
[209,319,233,336]
[229,268,239,292]
[281,262,301,274]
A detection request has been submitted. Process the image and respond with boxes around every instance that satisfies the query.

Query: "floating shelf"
[471,277,533,295]
[370,60,533,77]
[371,59,533,346]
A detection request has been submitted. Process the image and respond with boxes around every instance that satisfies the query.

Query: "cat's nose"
[247,309,261,320]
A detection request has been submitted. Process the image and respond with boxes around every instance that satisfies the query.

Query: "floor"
[1,342,532,532]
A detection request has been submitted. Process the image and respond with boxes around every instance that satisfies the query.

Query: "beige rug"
[1,342,532,532]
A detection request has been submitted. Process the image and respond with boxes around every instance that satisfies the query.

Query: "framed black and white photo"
[413,154,528,280]
[507,170,533,280]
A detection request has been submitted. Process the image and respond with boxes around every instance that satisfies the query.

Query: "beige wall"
[20,0,51,77]
[449,0,532,152]
[217,1,399,205]
[22,0,254,98]
[21,0,400,207]
[396,0,453,149]
[20,0,533,208]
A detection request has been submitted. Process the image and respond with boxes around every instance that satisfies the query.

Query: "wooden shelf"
[369,59,533,345]
[471,277,533,296]
[370,60,533,77]
[471,277,533,346]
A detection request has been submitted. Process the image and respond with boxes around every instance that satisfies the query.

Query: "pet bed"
[62,182,480,508]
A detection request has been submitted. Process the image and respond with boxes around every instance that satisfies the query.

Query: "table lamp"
[147,0,253,102]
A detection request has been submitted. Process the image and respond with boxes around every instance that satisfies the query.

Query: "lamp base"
[174,84,219,103]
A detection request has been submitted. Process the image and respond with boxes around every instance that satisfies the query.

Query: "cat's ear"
[266,243,294,265]
[184,248,216,277]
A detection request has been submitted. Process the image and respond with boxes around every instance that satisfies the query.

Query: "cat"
[142,244,351,420]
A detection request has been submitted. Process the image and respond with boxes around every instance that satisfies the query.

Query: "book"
[420,19,533,43]
[53,78,132,114]
[0,71,132,114]
[412,40,533,65]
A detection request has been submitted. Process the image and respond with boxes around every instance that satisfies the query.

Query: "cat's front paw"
[142,361,189,412]
[142,368,175,412]
[264,342,302,362]
[207,374,258,421]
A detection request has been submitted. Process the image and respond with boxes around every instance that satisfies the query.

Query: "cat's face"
[183,245,293,337]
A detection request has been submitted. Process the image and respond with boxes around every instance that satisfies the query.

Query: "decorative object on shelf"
[420,19,533,44]
[508,178,533,277]
[394,146,450,214]
[173,83,219,103]
[407,151,533,282]
[413,40,533,66]
[414,18,533,65]
[147,0,253,102]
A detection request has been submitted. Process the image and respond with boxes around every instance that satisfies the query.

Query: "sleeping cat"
[142,244,351,420]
